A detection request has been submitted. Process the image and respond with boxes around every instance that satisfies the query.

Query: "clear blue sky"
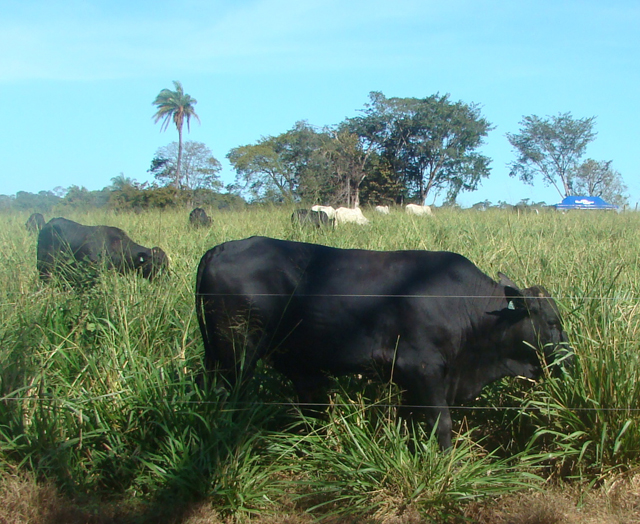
[1,0,638,208]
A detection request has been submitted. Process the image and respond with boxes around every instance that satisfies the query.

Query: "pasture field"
[1,206,640,523]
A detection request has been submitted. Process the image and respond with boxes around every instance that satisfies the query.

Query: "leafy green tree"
[0,195,12,210]
[152,81,200,189]
[506,112,596,198]
[108,181,183,210]
[149,141,222,191]
[345,92,493,203]
[12,190,62,212]
[60,186,110,209]
[358,154,404,206]
[276,121,332,204]
[228,137,296,203]
[323,129,372,207]
[571,159,628,206]
[228,122,330,204]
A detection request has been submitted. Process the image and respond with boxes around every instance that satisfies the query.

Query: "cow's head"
[136,247,169,280]
[495,273,573,379]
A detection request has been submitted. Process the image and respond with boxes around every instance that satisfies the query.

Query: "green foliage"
[228,121,332,204]
[229,91,493,206]
[152,81,200,136]
[571,159,628,206]
[12,190,62,213]
[272,390,540,521]
[62,185,111,210]
[1,207,640,519]
[149,141,222,191]
[507,112,597,199]
[359,154,403,206]
[0,185,243,214]
[346,91,493,203]
[108,183,177,210]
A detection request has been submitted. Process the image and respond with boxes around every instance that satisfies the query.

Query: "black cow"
[38,217,168,282]
[189,208,212,228]
[291,209,332,228]
[25,213,45,233]
[195,236,573,448]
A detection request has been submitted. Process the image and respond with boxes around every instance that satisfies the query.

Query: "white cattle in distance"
[405,204,433,216]
[311,205,336,220]
[335,207,370,225]
[375,205,390,214]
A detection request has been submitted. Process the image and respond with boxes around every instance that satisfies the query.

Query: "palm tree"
[110,173,135,190]
[152,81,200,189]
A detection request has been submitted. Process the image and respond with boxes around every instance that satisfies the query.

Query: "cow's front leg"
[400,389,453,449]
[396,363,453,449]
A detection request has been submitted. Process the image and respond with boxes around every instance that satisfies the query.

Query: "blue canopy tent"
[555,196,618,210]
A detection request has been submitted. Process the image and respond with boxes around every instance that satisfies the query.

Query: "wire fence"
[2,395,640,413]
[3,293,640,300]
[2,285,638,413]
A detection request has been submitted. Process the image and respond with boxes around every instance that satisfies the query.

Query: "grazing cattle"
[37,217,168,282]
[335,207,369,225]
[189,208,212,228]
[291,209,332,228]
[195,236,572,448]
[406,204,433,216]
[311,205,336,220]
[375,205,390,215]
[25,213,46,233]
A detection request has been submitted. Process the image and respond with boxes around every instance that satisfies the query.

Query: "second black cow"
[38,217,169,282]
[196,236,572,448]
[291,209,332,228]
[25,213,45,233]
[189,208,212,228]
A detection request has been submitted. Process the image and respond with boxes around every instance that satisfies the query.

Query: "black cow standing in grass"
[189,208,212,228]
[291,209,332,228]
[195,236,572,448]
[37,217,168,282]
[25,213,45,233]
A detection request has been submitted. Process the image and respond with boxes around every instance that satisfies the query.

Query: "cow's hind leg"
[198,306,265,392]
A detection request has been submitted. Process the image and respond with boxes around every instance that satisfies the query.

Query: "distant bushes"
[0,185,245,214]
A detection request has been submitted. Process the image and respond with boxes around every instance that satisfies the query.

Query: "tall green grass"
[1,206,640,519]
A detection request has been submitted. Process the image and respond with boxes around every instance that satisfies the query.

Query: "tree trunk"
[562,177,571,198]
[176,124,183,190]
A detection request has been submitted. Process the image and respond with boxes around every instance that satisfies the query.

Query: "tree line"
[148,82,626,207]
[3,82,628,212]
[0,181,242,214]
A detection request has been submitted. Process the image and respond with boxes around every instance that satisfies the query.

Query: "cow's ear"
[498,272,518,289]
[136,252,147,265]
[504,285,526,311]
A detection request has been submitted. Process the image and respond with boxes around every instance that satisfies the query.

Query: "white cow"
[375,205,390,214]
[335,207,370,225]
[311,205,336,220]
[405,204,433,216]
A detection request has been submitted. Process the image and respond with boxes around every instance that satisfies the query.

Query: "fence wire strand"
[2,396,640,413]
